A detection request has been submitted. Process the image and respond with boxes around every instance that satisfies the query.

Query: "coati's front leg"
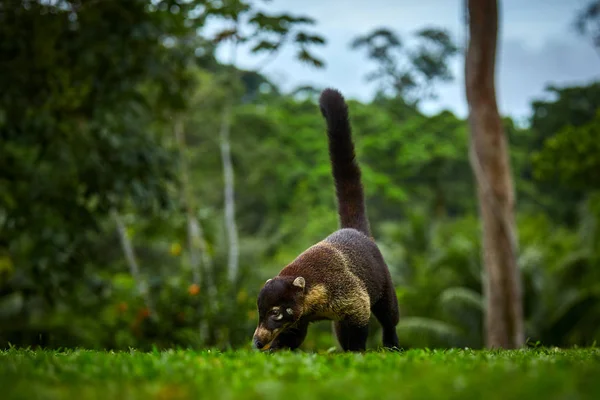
[269,319,309,351]
[333,319,369,352]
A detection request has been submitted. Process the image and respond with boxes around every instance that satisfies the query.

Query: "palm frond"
[396,316,463,344]
[439,286,483,311]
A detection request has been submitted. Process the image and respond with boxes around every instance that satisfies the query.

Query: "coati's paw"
[382,346,403,353]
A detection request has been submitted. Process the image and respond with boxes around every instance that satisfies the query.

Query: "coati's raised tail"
[253,88,400,353]
[319,89,370,237]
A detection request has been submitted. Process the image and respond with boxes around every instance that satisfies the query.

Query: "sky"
[210,0,600,122]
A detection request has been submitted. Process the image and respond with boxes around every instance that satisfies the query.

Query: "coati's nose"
[254,338,264,349]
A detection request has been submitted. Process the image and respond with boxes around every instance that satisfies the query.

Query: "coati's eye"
[270,308,283,320]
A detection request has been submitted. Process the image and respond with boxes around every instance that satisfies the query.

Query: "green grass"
[1,348,600,399]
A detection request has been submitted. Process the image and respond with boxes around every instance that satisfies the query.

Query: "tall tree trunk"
[174,117,215,343]
[219,101,239,283]
[174,117,214,290]
[465,0,524,348]
[111,209,155,316]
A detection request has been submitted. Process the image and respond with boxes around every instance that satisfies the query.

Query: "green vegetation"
[2,348,600,399]
[1,1,600,352]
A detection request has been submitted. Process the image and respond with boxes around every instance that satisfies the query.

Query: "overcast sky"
[210,0,600,122]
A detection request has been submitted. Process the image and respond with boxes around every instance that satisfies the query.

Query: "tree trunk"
[174,117,214,290]
[174,118,214,342]
[219,101,239,283]
[111,209,155,316]
[465,0,524,349]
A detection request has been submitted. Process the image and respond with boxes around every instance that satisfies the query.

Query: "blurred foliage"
[533,110,600,190]
[351,27,459,104]
[0,0,203,346]
[0,0,599,351]
[575,0,600,50]
[527,83,600,225]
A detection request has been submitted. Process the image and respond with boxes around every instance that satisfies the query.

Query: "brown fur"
[279,238,372,326]
[253,88,400,352]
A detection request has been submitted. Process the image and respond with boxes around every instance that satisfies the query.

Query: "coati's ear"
[265,278,272,285]
[292,276,305,289]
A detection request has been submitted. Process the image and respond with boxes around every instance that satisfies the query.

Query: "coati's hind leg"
[269,319,309,351]
[371,284,400,350]
[334,320,369,352]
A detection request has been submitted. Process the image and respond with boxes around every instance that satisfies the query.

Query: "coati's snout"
[253,276,305,350]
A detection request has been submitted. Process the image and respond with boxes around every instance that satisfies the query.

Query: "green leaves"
[293,31,325,45]
[0,0,203,343]
[250,40,280,53]
[523,83,600,223]
[296,48,324,68]
[533,113,600,189]
[351,27,458,103]
[1,1,598,353]
[204,0,252,21]
[209,5,325,69]
[248,12,315,34]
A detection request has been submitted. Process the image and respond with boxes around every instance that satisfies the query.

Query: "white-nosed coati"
[253,88,400,352]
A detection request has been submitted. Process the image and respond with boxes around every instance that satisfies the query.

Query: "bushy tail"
[319,88,370,237]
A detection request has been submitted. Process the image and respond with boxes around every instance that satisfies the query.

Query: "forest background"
[1,0,600,351]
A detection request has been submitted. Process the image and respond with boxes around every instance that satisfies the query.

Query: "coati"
[253,88,400,352]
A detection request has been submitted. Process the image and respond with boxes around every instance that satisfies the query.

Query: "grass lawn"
[1,347,599,399]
